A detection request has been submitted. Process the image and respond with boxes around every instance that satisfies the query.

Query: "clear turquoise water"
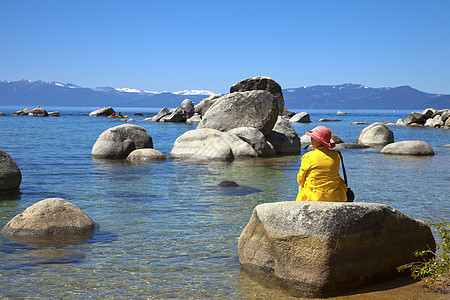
[0,106,449,298]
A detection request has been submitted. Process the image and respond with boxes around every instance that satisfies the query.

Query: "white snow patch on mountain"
[173,90,215,96]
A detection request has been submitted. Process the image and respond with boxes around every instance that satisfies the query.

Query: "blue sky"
[1,0,449,94]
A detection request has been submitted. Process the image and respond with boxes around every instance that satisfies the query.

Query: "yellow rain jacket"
[296,147,347,202]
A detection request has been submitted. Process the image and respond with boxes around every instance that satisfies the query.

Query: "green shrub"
[397,220,449,293]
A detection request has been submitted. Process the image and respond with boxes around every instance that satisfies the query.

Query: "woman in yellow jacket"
[296,126,347,202]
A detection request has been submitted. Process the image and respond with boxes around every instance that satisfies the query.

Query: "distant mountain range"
[0,80,448,110]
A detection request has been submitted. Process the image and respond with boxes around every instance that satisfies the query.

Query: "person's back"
[296,147,347,202]
[296,126,347,202]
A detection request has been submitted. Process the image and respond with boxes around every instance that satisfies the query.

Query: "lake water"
[0,106,449,298]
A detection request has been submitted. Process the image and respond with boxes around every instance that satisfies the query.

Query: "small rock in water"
[218,180,239,187]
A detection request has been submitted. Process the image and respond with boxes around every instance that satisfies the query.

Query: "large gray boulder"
[230,76,284,112]
[380,140,434,156]
[0,150,22,191]
[180,99,195,119]
[1,198,97,236]
[197,90,279,136]
[194,94,223,116]
[170,128,257,161]
[238,201,435,297]
[228,127,276,157]
[357,122,394,146]
[89,107,114,117]
[266,116,300,155]
[91,124,153,159]
[289,112,311,123]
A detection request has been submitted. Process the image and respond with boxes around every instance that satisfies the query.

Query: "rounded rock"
[92,124,153,159]
[0,150,22,191]
[357,123,394,146]
[380,140,434,156]
[126,148,167,161]
[1,198,96,236]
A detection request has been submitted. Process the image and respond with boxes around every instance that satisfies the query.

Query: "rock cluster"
[11,107,60,117]
[397,108,450,128]
[146,76,286,127]
[1,198,96,236]
[168,77,300,160]
[238,201,435,297]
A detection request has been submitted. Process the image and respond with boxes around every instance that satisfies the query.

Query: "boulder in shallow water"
[380,140,434,156]
[0,150,22,191]
[289,112,311,123]
[126,148,167,161]
[89,107,114,117]
[170,128,257,161]
[238,201,435,297]
[197,90,279,136]
[357,122,394,146]
[92,124,153,159]
[1,198,97,236]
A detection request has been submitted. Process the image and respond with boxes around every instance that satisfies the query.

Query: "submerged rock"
[238,201,435,298]
[1,198,97,236]
[218,180,239,187]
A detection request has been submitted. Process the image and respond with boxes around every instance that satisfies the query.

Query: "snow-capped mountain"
[0,80,218,107]
[0,79,448,109]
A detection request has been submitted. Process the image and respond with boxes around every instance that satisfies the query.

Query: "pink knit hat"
[305,126,335,148]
